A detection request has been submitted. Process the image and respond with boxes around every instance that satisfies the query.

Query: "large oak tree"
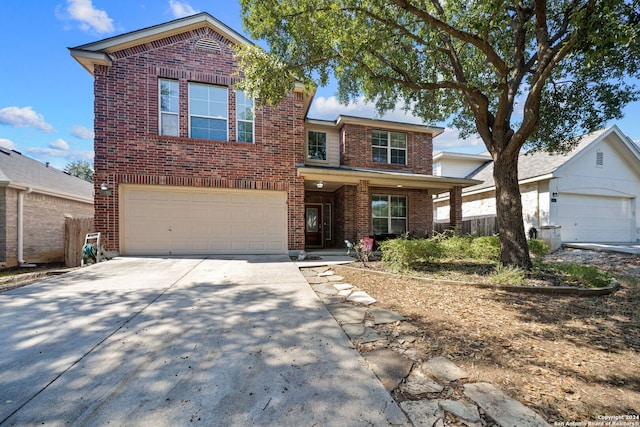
[236,0,640,269]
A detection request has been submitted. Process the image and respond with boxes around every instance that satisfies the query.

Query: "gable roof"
[463,125,640,194]
[0,149,93,202]
[69,12,252,75]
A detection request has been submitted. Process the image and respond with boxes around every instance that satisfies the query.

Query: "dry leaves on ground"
[333,249,640,424]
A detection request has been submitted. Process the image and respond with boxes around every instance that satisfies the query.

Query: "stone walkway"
[301,265,551,427]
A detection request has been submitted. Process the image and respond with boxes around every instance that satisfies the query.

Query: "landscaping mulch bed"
[333,248,640,424]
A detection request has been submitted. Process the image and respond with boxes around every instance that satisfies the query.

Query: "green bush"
[437,234,474,259]
[380,238,443,272]
[552,264,613,288]
[527,239,549,258]
[488,263,527,285]
[470,236,501,261]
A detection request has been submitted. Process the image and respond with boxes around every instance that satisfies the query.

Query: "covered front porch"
[298,165,479,250]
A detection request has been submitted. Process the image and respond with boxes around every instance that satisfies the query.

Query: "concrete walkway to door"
[0,256,408,426]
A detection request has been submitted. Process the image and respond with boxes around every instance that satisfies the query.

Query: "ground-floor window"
[372,195,407,234]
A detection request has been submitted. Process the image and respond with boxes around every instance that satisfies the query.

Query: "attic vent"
[195,38,221,54]
[596,150,604,167]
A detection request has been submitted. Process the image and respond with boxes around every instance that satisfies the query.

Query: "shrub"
[437,234,474,259]
[380,238,443,272]
[488,263,527,285]
[528,239,549,258]
[470,235,501,261]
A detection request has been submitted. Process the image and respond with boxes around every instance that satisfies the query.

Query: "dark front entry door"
[305,204,323,248]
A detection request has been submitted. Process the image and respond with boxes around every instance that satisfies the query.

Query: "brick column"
[449,186,463,231]
[356,180,370,240]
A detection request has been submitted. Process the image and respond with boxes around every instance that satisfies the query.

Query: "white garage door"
[557,194,633,242]
[121,185,288,255]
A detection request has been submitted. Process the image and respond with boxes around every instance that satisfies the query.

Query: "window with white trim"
[236,90,254,143]
[159,79,179,136]
[189,82,228,140]
[307,131,327,161]
[372,130,407,165]
[372,195,407,234]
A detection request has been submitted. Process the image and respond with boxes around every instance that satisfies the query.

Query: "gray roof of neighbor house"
[0,148,93,202]
[462,126,638,194]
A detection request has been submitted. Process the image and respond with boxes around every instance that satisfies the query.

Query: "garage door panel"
[121,185,287,255]
[558,194,633,242]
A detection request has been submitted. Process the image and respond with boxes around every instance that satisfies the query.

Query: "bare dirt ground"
[332,248,640,424]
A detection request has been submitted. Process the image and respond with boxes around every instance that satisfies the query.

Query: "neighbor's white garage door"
[120,185,288,255]
[557,194,633,242]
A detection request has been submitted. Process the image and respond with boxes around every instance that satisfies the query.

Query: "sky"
[1,0,639,170]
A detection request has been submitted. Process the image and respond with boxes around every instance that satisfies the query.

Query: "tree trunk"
[493,150,533,270]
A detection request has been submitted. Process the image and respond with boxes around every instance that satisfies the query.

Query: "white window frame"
[307,130,328,161]
[236,90,254,143]
[372,195,407,235]
[159,79,179,137]
[372,130,407,165]
[188,82,228,141]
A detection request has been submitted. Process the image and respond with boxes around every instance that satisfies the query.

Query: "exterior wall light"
[100,183,111,195]
[316,181,324,189]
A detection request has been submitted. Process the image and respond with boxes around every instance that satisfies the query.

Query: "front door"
[305,204,323,248]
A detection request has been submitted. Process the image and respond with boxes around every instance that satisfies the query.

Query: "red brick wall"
[340,124,433,174]
[92,26,305,252]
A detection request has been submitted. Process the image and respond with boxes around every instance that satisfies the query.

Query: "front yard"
[333,248,639,424]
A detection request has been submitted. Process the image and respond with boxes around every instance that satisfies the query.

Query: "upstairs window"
[372,130,406,165]
[307,131,327,161]
[372,195,407,235]
[236,90,254,143]
[189,83,228,140]
[159,79,179,136]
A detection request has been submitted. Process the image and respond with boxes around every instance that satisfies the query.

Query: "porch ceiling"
[298,165,481,194]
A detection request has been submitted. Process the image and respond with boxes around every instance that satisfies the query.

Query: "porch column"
[356,180,370,240]
[449,186,463,231]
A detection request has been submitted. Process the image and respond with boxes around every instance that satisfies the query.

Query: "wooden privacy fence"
[433,216,498,236]
[64,217,94,267]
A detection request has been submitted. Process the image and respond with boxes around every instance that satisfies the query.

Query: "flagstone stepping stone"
[300,269,318,277]
[342,323,366,338]
[464,382,551,427]
[311,266,331,273]
[370,307,406,324]
[318,270,335,276]
[325,304,367,323]
[326,275,345,282]
[338,289,352,297]
[423,356,469,382]
[312,283,338,294]
[347,290,377,305]
[306,276,327,284]
[319,295,343,305]
[362,348,413,392]
[439,399,481,423]
[333,283,353,290]
[400,400,444,427]
[401,365,444,395]
[353,327,388,344]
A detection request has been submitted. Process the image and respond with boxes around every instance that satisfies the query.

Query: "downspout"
[17,187,36,267]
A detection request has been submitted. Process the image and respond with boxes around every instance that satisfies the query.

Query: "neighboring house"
[0,149,94,267]
[434,126,640,246]
[69,12,477,256]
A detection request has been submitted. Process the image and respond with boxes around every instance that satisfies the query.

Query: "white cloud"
[66,0,114,34]
[169,0,198,18]
[0,138,16,150]
[0,106,54,133]
[71,125,95,139]
[50,138,70,150]
[433,128,485,153]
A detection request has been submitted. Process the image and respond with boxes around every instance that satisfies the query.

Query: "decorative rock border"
[335,264,621,296]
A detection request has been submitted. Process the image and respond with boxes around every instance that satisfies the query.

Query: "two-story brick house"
[70,12,476,256]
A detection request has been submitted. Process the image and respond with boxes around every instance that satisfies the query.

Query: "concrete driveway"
[0,256,408,426]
